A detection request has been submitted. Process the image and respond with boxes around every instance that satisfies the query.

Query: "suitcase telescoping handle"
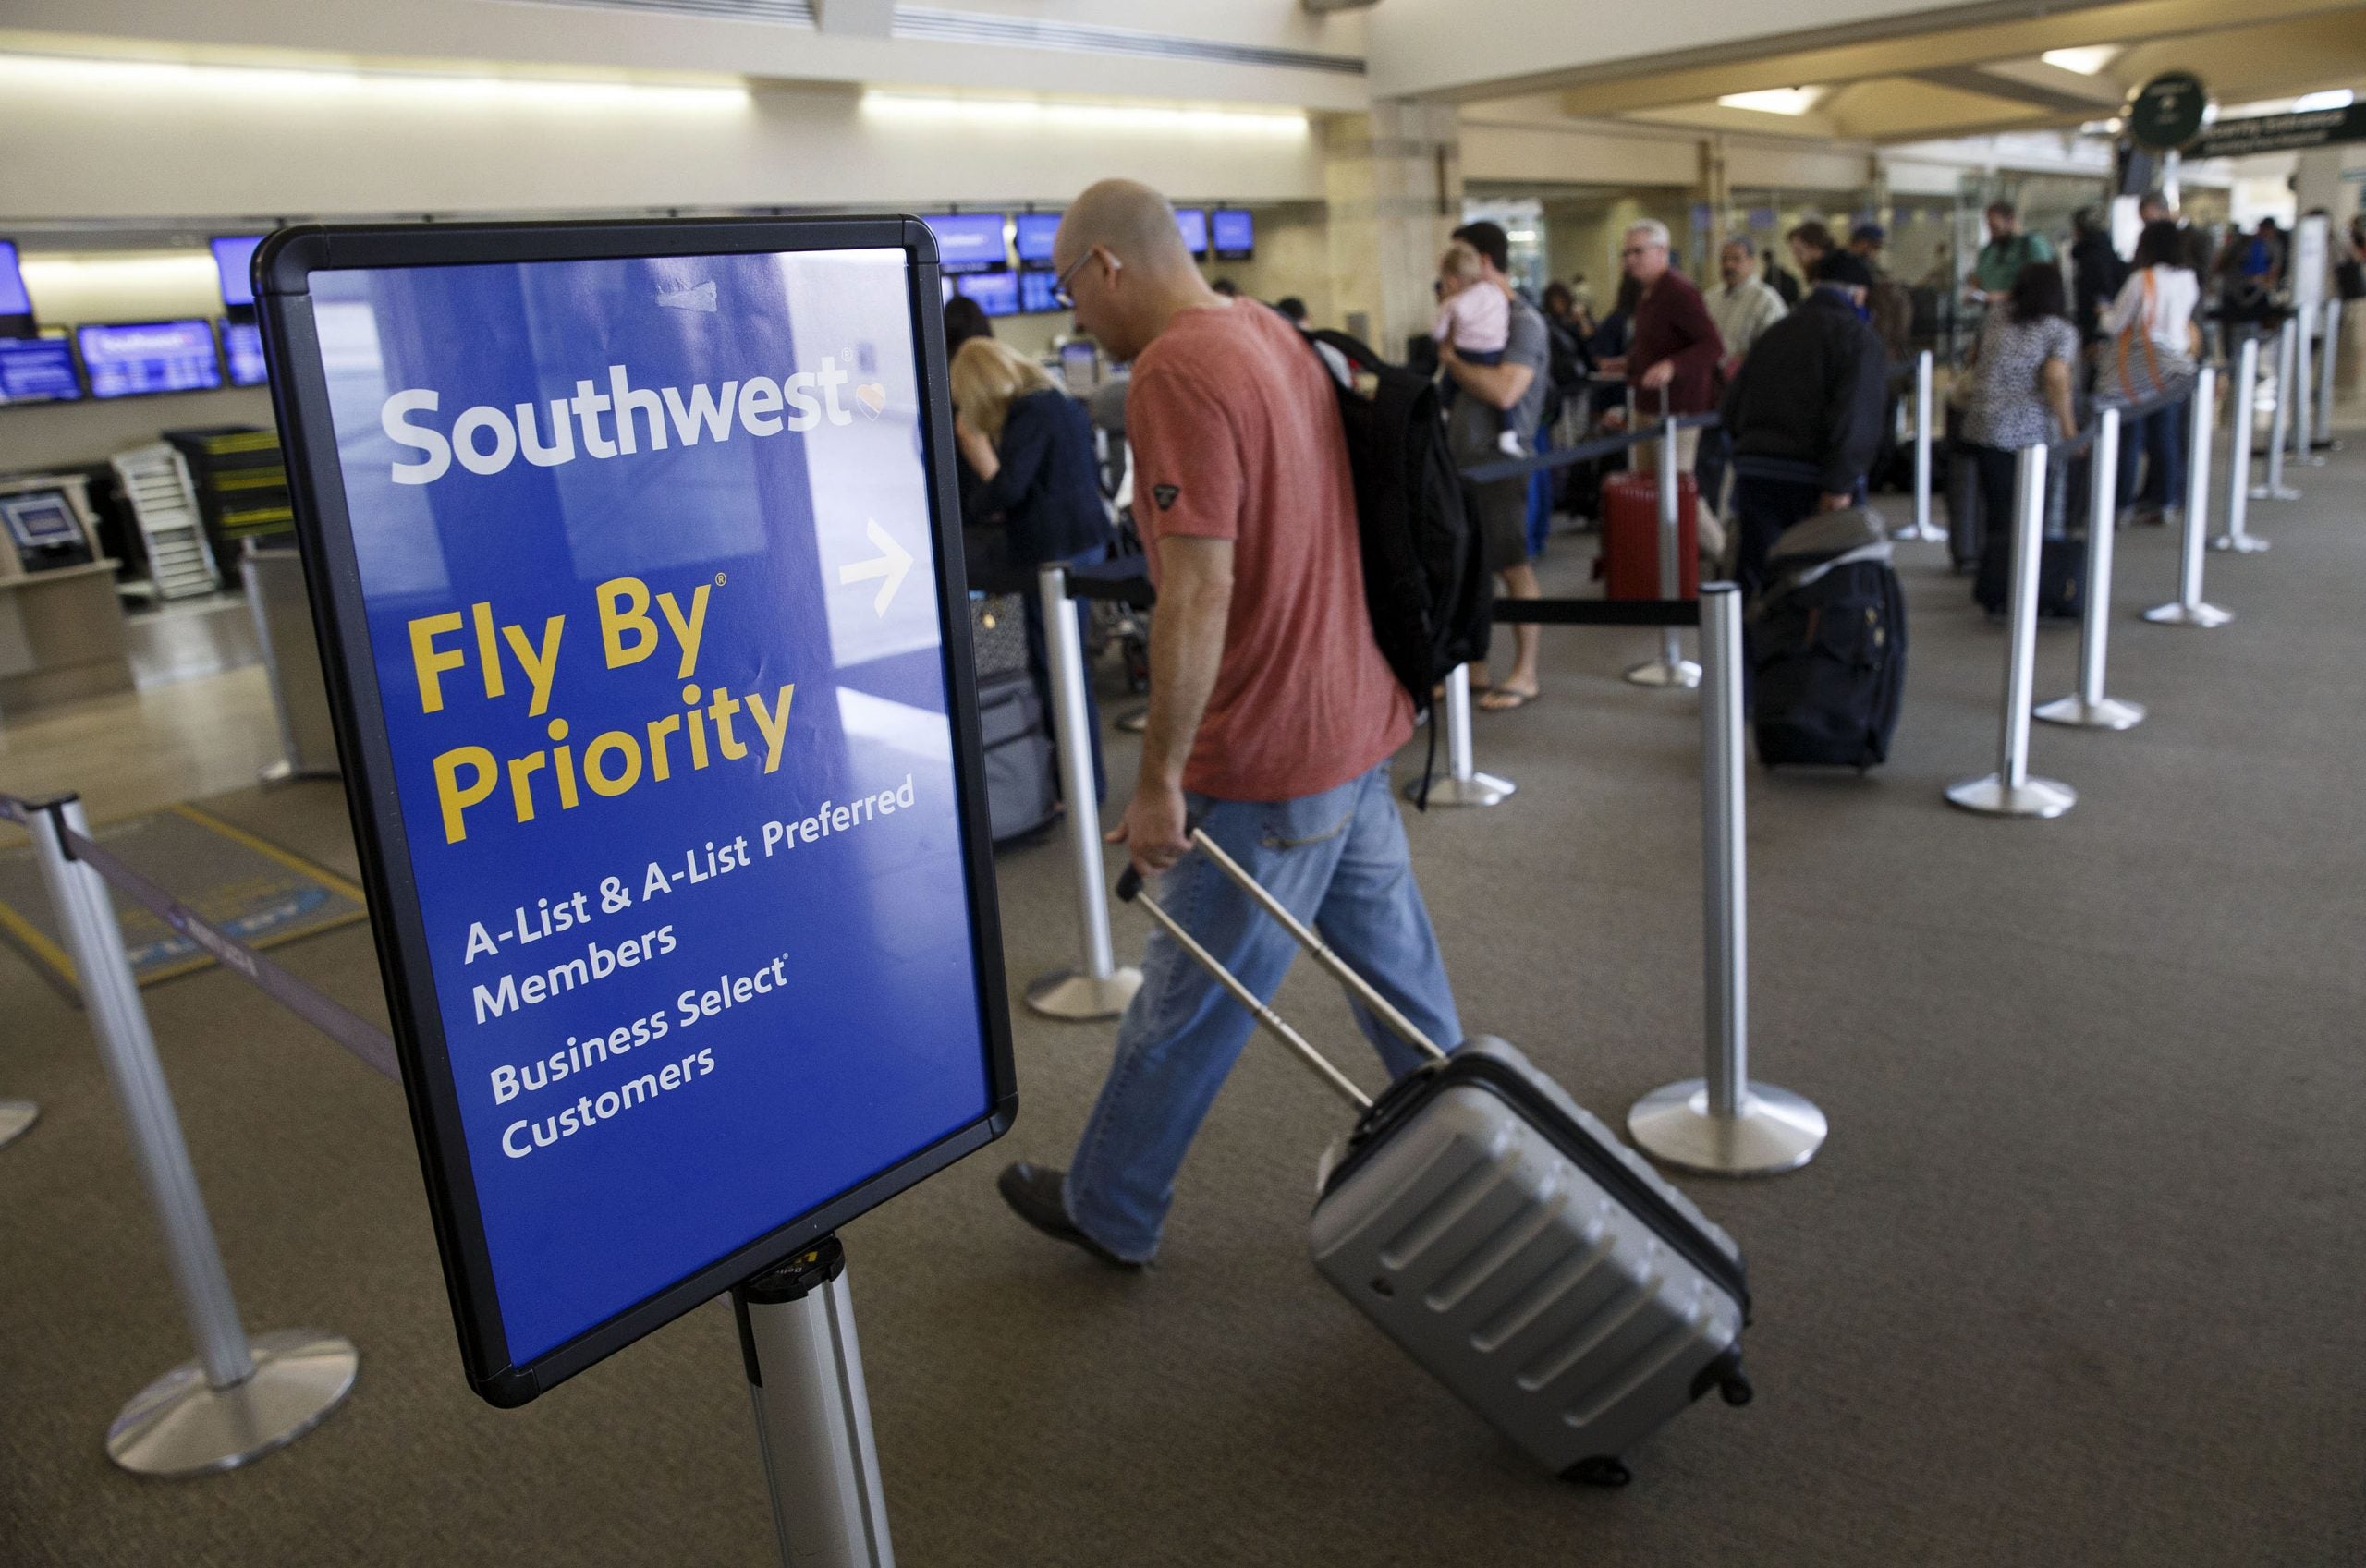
[1115,827,1450,1112]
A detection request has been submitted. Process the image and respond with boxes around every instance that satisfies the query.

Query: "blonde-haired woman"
[952,335,1116,802]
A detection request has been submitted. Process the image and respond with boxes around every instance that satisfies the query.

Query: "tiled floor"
[0,663,283,843]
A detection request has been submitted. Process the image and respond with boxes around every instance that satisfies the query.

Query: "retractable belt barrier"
[0,789,365,1477]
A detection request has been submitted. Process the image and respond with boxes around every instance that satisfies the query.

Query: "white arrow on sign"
[836,518,914,616]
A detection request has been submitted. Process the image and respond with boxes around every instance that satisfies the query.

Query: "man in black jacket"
[1718,250,1889,598]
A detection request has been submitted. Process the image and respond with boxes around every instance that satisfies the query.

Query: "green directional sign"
[2195,103,2366,159]
[2128,72,2208,150]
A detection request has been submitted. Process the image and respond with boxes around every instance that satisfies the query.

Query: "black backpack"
[1749,510,1907,771]
[1300,328,1493,722]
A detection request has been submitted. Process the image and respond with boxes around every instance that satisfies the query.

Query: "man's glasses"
[1051,246,1112,309]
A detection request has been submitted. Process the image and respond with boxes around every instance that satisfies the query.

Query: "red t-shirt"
[1127,302,1412,802]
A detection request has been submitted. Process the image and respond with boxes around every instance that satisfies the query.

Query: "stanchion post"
[2313,300,2341,454]
[1945,444,2077,818]
[2037,407,2144,730]
[1409,662,1515,807]
[732,1237,896,1568]
[1024,565,1143,1021]
[2253,319,2300,501]
[1624,417,1701,689]
[24,795,356,1477]
[2215,336,2263,552]
[1627,584,1825,1176]
[2148,364,2235,626]
[1899,348,1943,542]
[2293,300,2317,466]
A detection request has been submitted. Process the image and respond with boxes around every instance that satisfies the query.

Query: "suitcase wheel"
[1720,1371,1755,1407]
[1562,1456,1632,1489]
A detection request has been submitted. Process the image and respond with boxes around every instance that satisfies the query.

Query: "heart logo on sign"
[855,383,887,417]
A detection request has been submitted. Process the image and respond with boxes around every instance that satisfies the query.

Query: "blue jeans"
[1064,760,1461,1261]
[2116,399,2188,513]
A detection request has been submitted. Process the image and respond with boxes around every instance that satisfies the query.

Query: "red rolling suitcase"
[1599,468,1700,600]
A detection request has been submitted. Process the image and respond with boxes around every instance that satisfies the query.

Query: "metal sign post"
[1414,663,1516,807]
[1946,444,2077,819]
[2148,365,2235,626]
[2214,338,2267,553]
[732,1237,896,1568]
[2310,300,2341,456]
[2292,307,2317,468]
[1624,419,1701,689]
[2037,407,2144,731]
[1628,584,1825,1175]
[24,795,357,1477]
[1025,565,1143,1020]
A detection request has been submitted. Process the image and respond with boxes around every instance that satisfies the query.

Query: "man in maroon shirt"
[996,179,1463,1268]
[1623,220,1726,490]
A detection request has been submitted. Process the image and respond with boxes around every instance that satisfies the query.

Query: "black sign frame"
[254,216,1018,1407]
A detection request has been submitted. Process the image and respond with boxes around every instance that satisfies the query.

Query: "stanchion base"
[2247,485,2302,502]
[1626,1080,1827,1177]
[2033,695,2146,730]
[1409,772,1516,808]
[1623,658,1702,689]
[2208,534,2271,553]
[2141,602,2233,627]
[106,1329,358,1478]
[1945,774,2076,818]
[1889,523,1946,544]
[1115,709,1148,735]
[1024,966,1143,1021]
[0,1099,36,1149]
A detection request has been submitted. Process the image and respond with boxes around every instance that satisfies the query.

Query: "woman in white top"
[2100,220,2201,524]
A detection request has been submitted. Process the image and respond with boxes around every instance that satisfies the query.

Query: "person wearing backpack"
[2100,219,2201,529]
[1964,201,2055,306]
[994,178,1463,1270]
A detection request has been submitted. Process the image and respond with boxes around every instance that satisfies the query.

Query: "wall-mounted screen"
[1212,209,1255,262]
[76,319,224,399]
[1014,213,1062,268]
[921,213,1010,275]
[955,271,1019,318]
[1174,208,1209,259]
[1017,272,1065,315]
[0,337,82,405]
[213,236,265,310]
[221,319,269,386]
[0,240,33,338]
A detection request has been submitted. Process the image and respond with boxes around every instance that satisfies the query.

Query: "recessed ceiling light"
[2041,46,2120,76]
[2291,89,2355,112]
[1714,88,1823,115]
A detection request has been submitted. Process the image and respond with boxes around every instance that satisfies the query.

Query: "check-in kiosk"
[0,473,134,715]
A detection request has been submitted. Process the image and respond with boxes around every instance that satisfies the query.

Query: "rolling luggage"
[1750,509,1907,771]
[1973,533,2086,620]
[970,593,1057,843]
[1116,833,1752,1485]
[1597,468,1701,600]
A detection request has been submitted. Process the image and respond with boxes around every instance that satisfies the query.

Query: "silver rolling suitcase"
[1118,831,1752,1486]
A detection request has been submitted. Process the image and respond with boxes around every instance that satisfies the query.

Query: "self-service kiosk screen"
[1212,209,1256,261]
[221,320,268,386]
[1,492,81,548]
[921,213,1009,274]
[0,338,81,405]
[1014,213,1061,267]
[1173,207,1209,258]
[955,271,1019,317]
[262,223,1010,1401]
[213,236,265,310]
[77,320,223,398]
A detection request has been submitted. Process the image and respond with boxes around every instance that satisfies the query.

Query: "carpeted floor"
[1,451,2360,1567]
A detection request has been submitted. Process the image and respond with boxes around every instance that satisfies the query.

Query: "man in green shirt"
[1964,200,2055,303]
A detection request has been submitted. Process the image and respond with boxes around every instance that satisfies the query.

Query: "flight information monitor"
[955,271,1019,318]
[1173,207,1209,258]
[1017,271,1064,315]
[76,320,223,398]
[920,213,1009,274]
[213,235,265,310]
[0,240,33,336]
[1013,213,1062,268]
[255,216,1014,1405]
[220,319,268,386]
[0,337,81,405]
[1212,209,1256,261]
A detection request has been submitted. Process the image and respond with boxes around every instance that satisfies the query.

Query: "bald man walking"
[997,179,1462,1268]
